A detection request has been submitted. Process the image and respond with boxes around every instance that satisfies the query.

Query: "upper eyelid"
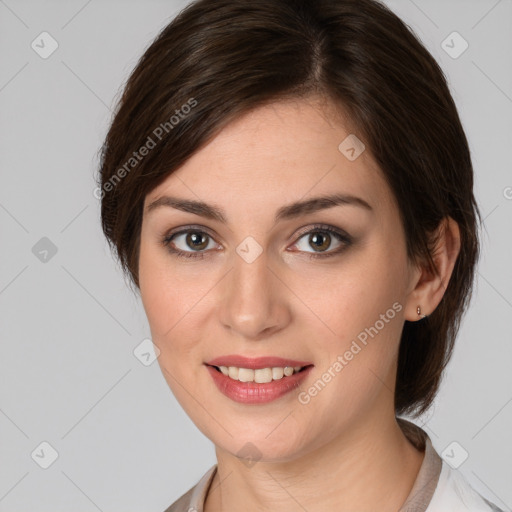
[164,224,351,250]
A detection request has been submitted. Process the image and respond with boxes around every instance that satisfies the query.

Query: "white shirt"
[424,462,505,511]
[163,418,505,512]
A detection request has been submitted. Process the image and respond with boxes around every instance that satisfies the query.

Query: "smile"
[205,363,314,404]
[212,365,305,383]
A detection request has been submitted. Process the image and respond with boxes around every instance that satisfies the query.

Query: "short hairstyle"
[96,0,481,418]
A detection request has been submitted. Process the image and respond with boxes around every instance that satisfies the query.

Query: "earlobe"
[405,216,461,322]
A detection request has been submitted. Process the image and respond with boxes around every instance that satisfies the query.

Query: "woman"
[96,0,504,510]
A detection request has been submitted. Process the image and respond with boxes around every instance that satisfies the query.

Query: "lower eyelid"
[167,232,218,252]
[292,230,348,252]
[162,227,352,257]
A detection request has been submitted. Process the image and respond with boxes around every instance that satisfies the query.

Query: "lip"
[205,355,312,370]
[206,364,314,404]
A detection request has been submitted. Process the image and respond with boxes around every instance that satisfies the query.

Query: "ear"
[404,216,461,322]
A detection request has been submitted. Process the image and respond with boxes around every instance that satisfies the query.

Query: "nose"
[218,247,292,341]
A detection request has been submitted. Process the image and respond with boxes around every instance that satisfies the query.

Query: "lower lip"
[205,365,313,404]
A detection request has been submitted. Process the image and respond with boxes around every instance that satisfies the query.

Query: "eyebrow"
[145,193,373,224]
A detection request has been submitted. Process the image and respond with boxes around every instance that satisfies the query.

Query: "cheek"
[297,240,407,384]
[138,246,209,402]
[296,247,405,339]
[139,238,197,334]
[139,242,185,350]
[138,240,220,386]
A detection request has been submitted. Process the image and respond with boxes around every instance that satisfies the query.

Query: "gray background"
[1,0,511,511]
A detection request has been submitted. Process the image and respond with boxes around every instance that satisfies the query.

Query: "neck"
[204,410,424,512]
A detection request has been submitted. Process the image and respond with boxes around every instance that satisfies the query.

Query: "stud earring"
[417,305,427,319]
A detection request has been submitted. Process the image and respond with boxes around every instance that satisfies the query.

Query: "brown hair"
[96,0,481,417]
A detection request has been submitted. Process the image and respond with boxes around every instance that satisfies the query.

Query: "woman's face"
[138,97,420,462]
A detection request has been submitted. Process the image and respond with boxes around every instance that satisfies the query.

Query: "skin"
[138,96,461,512]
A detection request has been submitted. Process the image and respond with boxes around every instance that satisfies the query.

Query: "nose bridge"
[218,244,290,338]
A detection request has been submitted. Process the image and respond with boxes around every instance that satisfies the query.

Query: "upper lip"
[205,355,313,369]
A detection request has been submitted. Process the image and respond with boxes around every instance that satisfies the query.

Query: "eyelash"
[161,224,353,261]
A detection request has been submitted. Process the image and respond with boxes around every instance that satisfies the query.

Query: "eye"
[289,224,352,259]
[162,223,352,260]
[162,227,218,259]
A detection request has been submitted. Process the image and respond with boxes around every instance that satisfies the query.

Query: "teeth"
[272,367,284,380]
[217,365,304,383]
[284,366,294,377]
[238,368,254,382]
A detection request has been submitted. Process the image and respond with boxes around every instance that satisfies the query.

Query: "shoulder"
[426,462,505,512]
[162,465,217,512]
[162,486,195,512]
[164,487,194,512]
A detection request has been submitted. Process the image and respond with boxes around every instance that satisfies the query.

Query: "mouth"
[205,362,314,404]
[206,363,313,383]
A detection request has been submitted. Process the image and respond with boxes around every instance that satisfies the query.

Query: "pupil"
[311,232,330,251]
[188,232,207,250]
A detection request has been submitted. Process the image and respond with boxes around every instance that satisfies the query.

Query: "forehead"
[145,98,393,218]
